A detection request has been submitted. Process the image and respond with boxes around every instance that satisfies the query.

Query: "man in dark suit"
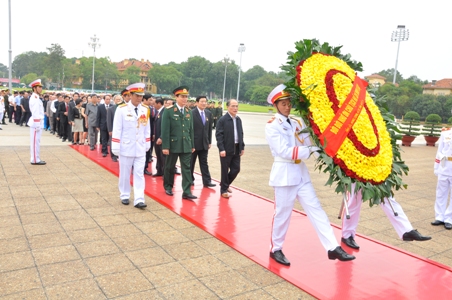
[107,94,122,162]
[153,97,165,176]
[142,93,153,174]
[67,92,79,142]
[96,95,111,157]
[161,86,196,200]
[215,99,245,198]
[191,96,216,188]
[57,95,71,142]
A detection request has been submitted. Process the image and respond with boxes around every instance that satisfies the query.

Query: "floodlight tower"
[391,25,409,84]
[236,43,246,101]
[88,34,101,93]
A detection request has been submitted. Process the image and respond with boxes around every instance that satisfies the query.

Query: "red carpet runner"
[72,145,452,299]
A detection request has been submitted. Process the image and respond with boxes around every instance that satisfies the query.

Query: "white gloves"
[35,127,41,132]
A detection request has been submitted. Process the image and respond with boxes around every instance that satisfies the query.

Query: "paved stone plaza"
[0,113,451,299]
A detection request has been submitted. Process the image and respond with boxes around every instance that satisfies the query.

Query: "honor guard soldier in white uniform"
[111,83,150,209]
[28,79,46,165]
[433,128,452,229]
[341,183,431,250]
[265,84,355,266]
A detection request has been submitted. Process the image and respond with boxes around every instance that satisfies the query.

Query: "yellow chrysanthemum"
[299,53,393,183]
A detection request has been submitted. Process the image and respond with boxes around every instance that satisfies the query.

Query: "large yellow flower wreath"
[282,39,409,205]
[300,53,393,183]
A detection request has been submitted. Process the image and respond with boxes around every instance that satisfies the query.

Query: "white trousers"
[30,127,42,163]
[342,185,413,239]
[435,175,452,223]
[271,182,338,253]
[118,155,145,205]
[0,111,3,128]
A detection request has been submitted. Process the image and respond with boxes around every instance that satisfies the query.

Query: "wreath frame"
[281,39,409,206]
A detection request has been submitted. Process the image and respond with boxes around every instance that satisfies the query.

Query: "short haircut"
[155,97,164,105]
[73,92,79,96]
[143,93,153,100]
[19,91,24,95]
[75,99,82,105]
[90,94,97,98]
[56,93,61,97]
[196,96,207,102]
[226,99,237,107]
[64,95,70,99]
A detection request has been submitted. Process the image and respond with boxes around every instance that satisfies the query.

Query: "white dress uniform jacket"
[27,93,44,128]
[434,129,452,177]
[111,102,151,157]
[433,129,452,224]
[266,113,315,187]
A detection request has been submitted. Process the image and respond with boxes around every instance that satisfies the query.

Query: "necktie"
[286,118,291,126]
[134,108,138,115]
[106,105,109,109]
[201,111,205,125]
[180,108,184,115]
[65,104,68,112]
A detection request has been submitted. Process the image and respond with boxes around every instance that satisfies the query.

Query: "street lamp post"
[236,43,246,101]
[8,0,12,92]
[391,25,409,84]
[88,34,100,93]
[222,55,229,110]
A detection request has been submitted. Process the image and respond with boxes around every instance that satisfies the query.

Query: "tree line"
[2,44,450,117]
[3,43,287,105]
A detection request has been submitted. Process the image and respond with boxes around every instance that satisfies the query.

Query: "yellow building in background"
[423,79,452,96]
[115,59,157,94]
[365,74,386,87]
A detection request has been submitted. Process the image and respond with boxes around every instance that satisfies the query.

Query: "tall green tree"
[12,51,48,78]
[180,56,212,96]
[148,65,183,94]
[0,63,8,77]
[21,73,38,85]
[45,44,66,83]
[377,68,403,84]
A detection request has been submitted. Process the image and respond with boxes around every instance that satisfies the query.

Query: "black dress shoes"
[341,236,360,249]
[175,170,181,175]
[182,194,197,200]
[112,157,118,162]
[445,223,452,230]
[431,220,445,226]
[191,182,195,186]
[402,229,432,241]
[31,161,46,165]
[270,250,290,266]
[121,199,129,205]
[328,246,356,261]
[90,146,94,151]
[144,169,152,175]
[165,190,173,196]
[204,182,217,188]
[102,153,107,157]
[134,202,147,209]
[152,173,163,177]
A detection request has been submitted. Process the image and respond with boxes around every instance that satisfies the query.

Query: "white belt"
[274,157,301,164]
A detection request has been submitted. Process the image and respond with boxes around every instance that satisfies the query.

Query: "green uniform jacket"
[161,105,194,153]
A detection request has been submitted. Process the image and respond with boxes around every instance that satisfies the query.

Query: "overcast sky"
[1,0,450,82]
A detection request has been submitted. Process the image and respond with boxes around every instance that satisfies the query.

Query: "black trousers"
[191,149,211,185]
[144,148,151,171]
[100,128,109,154]
[219,149,241,193]
[8,106,14,122]
[154,144,165,175]
[59,119,70,139]
[54,115,60,136]
[14,109,21,124]
[20,111,30,125]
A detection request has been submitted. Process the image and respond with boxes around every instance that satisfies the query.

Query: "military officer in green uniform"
[161,86,197,200]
